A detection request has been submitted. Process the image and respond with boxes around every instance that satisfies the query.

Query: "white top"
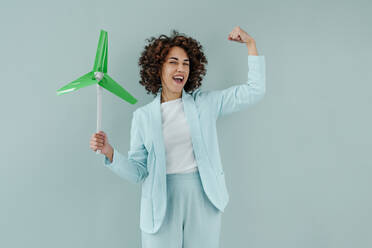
[160,98,198,174]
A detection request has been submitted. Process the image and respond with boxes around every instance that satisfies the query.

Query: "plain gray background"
[1,0,371,247]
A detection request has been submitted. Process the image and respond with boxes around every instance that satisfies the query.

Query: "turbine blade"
[99,74,137,104]
[93,30,108,73]
[56,71,96,95]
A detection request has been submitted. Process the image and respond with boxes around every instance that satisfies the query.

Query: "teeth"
[173,76,183,80]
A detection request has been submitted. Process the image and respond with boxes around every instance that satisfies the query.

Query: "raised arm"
[211,27,266,118]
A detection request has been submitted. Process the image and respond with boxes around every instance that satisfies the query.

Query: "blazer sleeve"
[210,55,266,118]
[102,110,149,184]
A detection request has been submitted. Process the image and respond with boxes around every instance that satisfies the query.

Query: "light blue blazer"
[103,55,266,234]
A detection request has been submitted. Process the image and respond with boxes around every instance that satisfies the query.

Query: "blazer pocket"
[145,140,154,153]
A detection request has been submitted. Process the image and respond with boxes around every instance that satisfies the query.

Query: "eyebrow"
[168,57,189,62]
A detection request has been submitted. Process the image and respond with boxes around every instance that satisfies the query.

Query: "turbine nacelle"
[94,71,104,82]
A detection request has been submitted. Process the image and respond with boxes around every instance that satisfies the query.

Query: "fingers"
[90,131,107,152]
[90,136,104,144]
[232,32,238,39]
[90,137,104,145]
[228,31,239,40]
[93,131,105,138]
[91,132,105,140]
[228,26,247,42]
[90,143,103,151]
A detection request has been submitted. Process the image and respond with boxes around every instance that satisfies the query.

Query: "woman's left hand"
[228,26,255,45]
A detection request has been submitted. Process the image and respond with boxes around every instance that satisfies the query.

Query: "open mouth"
[173,76,184,84]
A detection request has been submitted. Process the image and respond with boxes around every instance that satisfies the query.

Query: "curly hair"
[138,29,208,97]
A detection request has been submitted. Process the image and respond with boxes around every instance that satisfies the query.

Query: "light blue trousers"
[141,170,222,248]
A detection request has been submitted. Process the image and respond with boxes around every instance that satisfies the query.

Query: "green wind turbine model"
[56,30,137,154]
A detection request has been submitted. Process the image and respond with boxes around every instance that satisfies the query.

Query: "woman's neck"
[161,90,182,103]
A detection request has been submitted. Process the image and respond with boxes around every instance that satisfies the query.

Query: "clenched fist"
[228,26,258,55]
[228,26,255,45]
[90,131,112,157]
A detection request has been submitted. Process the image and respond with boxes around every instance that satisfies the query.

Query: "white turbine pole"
[94,72,104,154]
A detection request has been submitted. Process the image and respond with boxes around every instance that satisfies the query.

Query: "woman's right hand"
[90,131,112,156]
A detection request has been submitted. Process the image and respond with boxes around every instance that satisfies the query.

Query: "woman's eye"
[170,62,189,66]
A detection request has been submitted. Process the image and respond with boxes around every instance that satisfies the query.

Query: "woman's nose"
[177,65,185,72]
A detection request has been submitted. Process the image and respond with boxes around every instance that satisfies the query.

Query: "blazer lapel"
[181,89,208,167]
[150,92,166,175]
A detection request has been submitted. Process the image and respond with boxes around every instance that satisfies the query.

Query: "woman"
[89,26,266,248]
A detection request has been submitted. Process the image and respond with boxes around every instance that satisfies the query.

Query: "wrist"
[246,40,256,48]
[105,144,113,157]
[247,45,258,56]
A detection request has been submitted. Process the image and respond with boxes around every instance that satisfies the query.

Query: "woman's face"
[159,46,190,99]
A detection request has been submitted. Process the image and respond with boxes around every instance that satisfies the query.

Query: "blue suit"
[103,55,266,234]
